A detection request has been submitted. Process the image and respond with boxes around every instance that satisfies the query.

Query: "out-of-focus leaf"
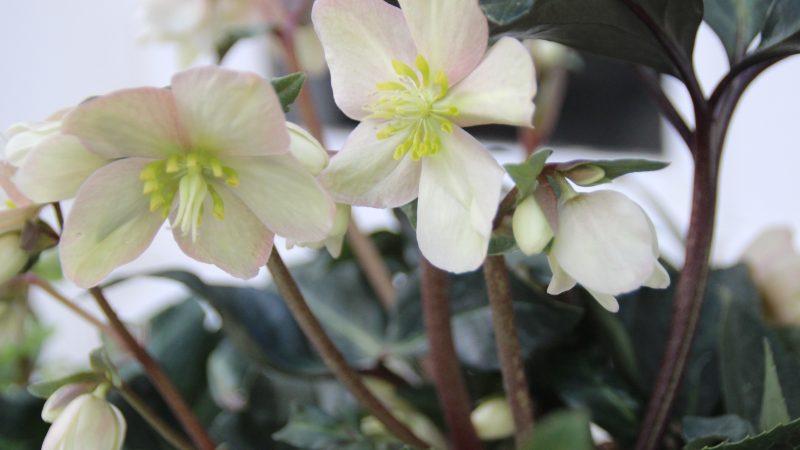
[696,416,800,449]
[271,72,307,113]
[0,390,48,448]
[480,0,535,25]
[760,0,800,49]
[27,372,101,399]
[703,0,771,62]
[272,404,372,450]
[683,414,756,450]
[555,158,669,186]
[496,0,704,74]
[522,410,593,450]
[759,339,791,431]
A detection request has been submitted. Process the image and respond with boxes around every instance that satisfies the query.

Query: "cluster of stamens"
[366,55,459,161]
[139,151,239,240]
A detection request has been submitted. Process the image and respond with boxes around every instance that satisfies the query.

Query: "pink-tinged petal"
[319,122,421,208]
[173,183,274,279]
[312,0,417,120]
[546,254,577,295]
[13,135,108,203]
[63,88,188,159]
[0,163,34,208]
[226,154,335,242]
[0,205,39,234]
[447,37,537,128]
[171,66,289,157]
[416,128,503,273]
[60,159,164,288]
[398,0,488,84]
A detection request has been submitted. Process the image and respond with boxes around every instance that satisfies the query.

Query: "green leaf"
[0,391,49,448]
[480,0,534,25]
[703,0,771,62]
[271,73,307,113]
[504,149,553,198]
[683,415,756,450]
[522,410,593,450]
[760,339,791,431]
[273,404,372,450]
[556,158,669,186]
[698,416,800,449]
[27,371,101,399]
[760,0,800,49]
[496,0,704,74]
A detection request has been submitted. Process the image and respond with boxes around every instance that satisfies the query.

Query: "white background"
[1,0,799,368]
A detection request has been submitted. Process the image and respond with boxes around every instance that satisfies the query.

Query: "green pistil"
[368,55,459,161]
[139,151,239,240]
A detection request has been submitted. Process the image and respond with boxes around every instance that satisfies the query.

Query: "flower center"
[139,151,239,240]
[367,55,459,161]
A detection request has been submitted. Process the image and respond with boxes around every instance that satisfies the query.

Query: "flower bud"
[563,164,606,186]
[41,383,96,423]
[470,396,514,441]
[513,195,553,255]
[743,227,800,326]
[547,190,669,312]
[41,392,126,450]
[287,122,329,176]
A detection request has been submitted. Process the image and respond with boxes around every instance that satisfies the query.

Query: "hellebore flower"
[743,227,800,326]
[313,0,536,272]
[57,66,335,288]
[41,392,126,450]
[547,190,669,312]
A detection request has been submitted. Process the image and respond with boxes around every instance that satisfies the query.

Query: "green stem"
[420,258,484,450]
[89,287,216,450]
[266,251,430,449]
[117,383,194,450]
[482,255,535,446]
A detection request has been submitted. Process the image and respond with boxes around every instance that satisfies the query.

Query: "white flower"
[743,227,800,326]
[41,393,126,450]
[313,0,536,273]
[547,190,669,312]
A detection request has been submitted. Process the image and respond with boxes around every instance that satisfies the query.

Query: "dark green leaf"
[522,410,593,450]
[556,158,669,186]
[481,0,535,26]
[703,0,771,62]
[760,0,800,49]
[760,339,791,431]
[27,371,102,399]
[0,390,48,448]
[273,404,372,450]
[698,416,800,449]
[504,149,553,198]
[496,0,704,74]
[271,73,307,113]
[683,415,756,450]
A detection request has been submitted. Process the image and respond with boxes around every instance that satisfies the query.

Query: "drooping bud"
[41,391,126,450]
[512,195,553,255]
[470,396,515,441]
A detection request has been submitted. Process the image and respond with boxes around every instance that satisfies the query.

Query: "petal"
[2,119,61,166]
[587,289,620,313]
[398,0,488,83]
[63,88,189,159]
[447,37,537,128]
[552,190,656,295]
[416,128,503,273]
[287,122,328,176]
[41,383,95,423]
[171,66,289,157]
[0,204,38,234]
[226,154,335,242]
[644,262,670,289]
[60,159,164,288]
[546,253,576,295]
[172,183,274,279]
[312,0,417,120]
[512,195,553,256]
[0,233,28,285]
[13,135,108,203]
[319,121,421,208]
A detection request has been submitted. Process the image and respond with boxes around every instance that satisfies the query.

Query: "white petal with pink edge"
[312,0,417,120]
[319,121,421,208]
[172,182,274,279]
[60,159,165,288]
[416,128,503,273]
[447,37,537,128]
[398,0,488,84]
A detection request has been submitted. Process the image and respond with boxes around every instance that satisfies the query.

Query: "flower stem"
[420,258,484,450]
[89,287,216,450]
[266,251,430,449]
[482,255,535,446]
[117,382,194,450]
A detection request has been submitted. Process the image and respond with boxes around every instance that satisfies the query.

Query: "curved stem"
[267,251,430,449]
[117,382,194,450]
[89,287,216,450]
[420,258,484,450]
[482,255,535,446]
